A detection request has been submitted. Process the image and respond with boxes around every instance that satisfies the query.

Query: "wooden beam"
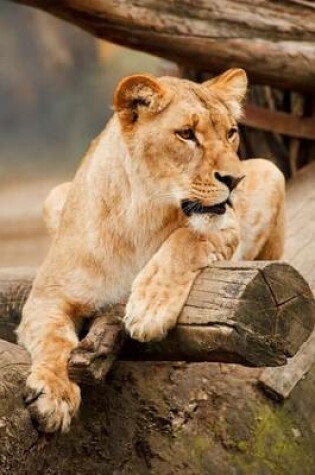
[242,104,315,141]
[7,0,315,92]
[1,262,315,384]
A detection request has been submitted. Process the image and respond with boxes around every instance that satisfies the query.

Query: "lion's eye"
[176,128,196,142]
[227,126,238,141]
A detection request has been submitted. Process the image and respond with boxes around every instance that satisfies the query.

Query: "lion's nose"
[214,172,245,192]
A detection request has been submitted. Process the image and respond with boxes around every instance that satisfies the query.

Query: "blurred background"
[0,3,160,266]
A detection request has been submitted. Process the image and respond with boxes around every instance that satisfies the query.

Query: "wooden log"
[1,262,315,385]
[0,339,39,473]
[7,0,315,93]
[259,161,315,399]
[0,267,35,344]
[69,311,126,385]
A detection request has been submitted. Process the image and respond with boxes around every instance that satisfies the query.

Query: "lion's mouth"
[181,198,232,217]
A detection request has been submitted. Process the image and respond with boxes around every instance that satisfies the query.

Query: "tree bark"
[0,339,38,474]
[7,0,315,93]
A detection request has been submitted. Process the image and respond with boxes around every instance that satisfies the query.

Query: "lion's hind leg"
[236,158,285,261]
[43,182,71,235]
[255,195,285,260]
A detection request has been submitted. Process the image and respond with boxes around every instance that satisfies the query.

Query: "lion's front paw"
[125,296,170,343]
[124,273,193,343]
[24,368,81,433]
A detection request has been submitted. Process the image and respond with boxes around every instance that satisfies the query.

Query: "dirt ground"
[0,176,66,267]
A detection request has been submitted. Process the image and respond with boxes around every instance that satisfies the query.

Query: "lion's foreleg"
[17,294,81,433]
[124,216,240,342]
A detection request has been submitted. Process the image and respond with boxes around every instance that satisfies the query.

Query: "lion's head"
[114,69,247,228]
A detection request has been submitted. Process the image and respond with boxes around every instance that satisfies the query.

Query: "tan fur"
[17,69,285,433]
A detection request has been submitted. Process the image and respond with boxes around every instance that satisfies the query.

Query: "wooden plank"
[284,161,315,290]
[242,104,315,141]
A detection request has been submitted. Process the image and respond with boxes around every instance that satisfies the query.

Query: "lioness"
[17,69,285,433]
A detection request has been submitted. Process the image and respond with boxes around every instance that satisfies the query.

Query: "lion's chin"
[188,208,238,235]
[187,213,224,234]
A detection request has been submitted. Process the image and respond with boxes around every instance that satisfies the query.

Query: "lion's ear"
[203,69,248,119]
[113,74,170,124]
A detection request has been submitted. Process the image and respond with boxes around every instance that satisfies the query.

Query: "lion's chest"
[86,223,177,307]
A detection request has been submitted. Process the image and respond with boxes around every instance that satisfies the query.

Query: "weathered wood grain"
[0,267,36,344]
[7,0,315,92]
[68,310,126,385]
[0,339,38,473]
[259,330,315,399]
